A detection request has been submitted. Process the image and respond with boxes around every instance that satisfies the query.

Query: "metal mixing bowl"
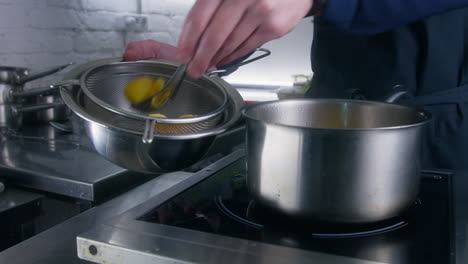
[60,59,244,173]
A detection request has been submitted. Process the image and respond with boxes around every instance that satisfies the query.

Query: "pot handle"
[13,103,64,113]
[53,79,79,93]
[348,85,413,104]
[18,62,74,84]
[207,48,271,76]
[50,121,74,133]
[384,85,412,103]
[53,80,80,100]
[142,119,156,144]
[11,85,59,98]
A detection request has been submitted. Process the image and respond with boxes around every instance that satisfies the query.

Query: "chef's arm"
[313,0,468,34]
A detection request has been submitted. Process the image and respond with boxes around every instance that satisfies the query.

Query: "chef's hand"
[177,0,314,79]
[123,40,179,61]
[123,39,220,73]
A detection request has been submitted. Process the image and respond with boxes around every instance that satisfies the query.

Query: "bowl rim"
[61,58,243,140]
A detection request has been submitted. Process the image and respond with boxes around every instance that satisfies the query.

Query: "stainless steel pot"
[0,86,68,128]
[0,63,73,128]
[0,63,73,106]
[32,90,70,122]
[0,63,73,86]
[242,99,431,223]
[59,72,244,173]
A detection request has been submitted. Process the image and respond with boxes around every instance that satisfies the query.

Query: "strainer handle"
[142,119,156,144]
[54,79,80,98]
[54,79,80,87]
[207,48,271,76]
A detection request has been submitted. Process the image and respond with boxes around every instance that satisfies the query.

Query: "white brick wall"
[0,0,312,89]
[0,0,193,88]
[142,0,194,16]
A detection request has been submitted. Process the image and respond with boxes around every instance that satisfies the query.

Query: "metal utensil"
[242,99,430,223]
[135,63,187,110]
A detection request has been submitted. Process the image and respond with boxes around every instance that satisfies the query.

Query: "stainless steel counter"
[0,122,154,201]
[0,170,193,264]
[0,56,244,203]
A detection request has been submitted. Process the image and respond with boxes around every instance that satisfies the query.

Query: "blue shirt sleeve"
[323,0,468,34]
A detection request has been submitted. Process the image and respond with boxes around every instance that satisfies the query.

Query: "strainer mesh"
[81,90,223,134]
[81,62,226,134]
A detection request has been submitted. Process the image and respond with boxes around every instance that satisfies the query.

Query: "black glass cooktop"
[139,159,453,264]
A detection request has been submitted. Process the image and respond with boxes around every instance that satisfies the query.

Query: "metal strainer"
[75,48,270,142]
[79,60,228,141]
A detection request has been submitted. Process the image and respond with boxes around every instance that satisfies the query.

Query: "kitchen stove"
[139,163,452,263]
[78,150,457,264]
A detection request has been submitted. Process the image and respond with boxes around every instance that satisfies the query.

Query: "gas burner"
[215,194,411,239]
[214,196,263,229]
[310,221,408,238]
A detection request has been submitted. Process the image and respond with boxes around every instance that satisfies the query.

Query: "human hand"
[123,40,179,62]
[176,0,314,79]
[122,39,217,74]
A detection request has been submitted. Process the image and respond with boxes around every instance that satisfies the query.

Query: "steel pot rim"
[241,98,432,131]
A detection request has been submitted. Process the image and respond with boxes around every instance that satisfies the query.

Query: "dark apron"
[403,85,468,170]
[306,8,468,169]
